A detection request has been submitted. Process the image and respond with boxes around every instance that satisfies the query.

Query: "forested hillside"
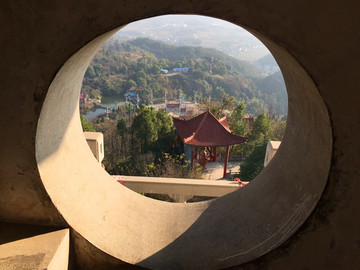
[82,37,287,116]
[254,54,280,73]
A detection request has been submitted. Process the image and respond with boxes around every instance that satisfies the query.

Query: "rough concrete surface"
[0,224,69,270]
[0,0,359,269]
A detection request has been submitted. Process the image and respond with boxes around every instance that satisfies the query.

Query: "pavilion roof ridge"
[193,110,211,135]
[204,110,235,135]
[173,110,247,147]
[184,110,211,143]
[217,115,232,133]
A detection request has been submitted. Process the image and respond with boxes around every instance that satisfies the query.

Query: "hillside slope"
[83,37,287,115]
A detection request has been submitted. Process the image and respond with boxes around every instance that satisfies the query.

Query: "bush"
[239,141,267,182]
[109,153,203,179]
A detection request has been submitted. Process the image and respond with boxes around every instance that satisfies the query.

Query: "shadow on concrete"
[0,222,65,245]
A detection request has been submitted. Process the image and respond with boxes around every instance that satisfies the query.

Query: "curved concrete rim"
[35,15,332,269]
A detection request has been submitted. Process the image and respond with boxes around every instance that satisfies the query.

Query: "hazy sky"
[116,15,270,62]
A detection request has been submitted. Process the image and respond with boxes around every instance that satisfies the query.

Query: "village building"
[160,69,168,74]
[243,114,255,129]
[124,86,143,105]
[179,106,187,117]
[165,101,188,116]
[172,67,190,72]
[165,101,180,113]
[79,93,88,104]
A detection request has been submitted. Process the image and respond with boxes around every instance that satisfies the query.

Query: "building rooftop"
[173,110,247,147]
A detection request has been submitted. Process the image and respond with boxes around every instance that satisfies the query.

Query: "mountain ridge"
[83,37,287,116]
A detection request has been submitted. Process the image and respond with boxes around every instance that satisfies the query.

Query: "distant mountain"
[254,54,280,74]
[115,15,271,62]
[83,37,287,116]
[254,71,287,115]
[124,38,266,78]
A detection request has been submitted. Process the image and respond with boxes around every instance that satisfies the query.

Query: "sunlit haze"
[117,15,270,62]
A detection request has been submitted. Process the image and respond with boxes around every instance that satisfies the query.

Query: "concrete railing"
[113,175,242,202]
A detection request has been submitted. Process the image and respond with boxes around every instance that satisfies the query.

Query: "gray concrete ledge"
[115,175,242,197]
[0,226,69,270]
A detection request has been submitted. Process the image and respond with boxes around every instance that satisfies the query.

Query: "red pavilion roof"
[173,110,247,147]
[218,116,231,133]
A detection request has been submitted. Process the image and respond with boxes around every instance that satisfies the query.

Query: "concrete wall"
[84,132,104,164]
[264,141,281,167]
[0,0,359,269]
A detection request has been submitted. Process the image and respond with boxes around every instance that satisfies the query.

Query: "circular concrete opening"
[35,15,332,269]
[80,15,288,203]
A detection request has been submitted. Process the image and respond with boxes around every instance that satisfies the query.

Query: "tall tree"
[239,141,267,182]
[85,64,96,78]
[116,118,127,136]
[131,106,175,154]
[229,102,248,136]
[249,113,271,143]
[270,120,286,141]
[80,115,95,132]
[131,106,157,153]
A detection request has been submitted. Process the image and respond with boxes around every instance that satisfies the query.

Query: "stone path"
[202,161,240,180]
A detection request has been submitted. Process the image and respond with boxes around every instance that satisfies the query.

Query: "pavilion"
[173,110,247,178]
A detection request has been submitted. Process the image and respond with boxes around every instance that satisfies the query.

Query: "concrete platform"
[0,223,69,270]
[203,161,241,180]
[114,175,241,198]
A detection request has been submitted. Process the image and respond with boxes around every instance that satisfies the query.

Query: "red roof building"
[243,114,255,130]
[79,93,88,104]
[218,116,232,133]
[166,102,180,113]
[173,110,247,178]
[173,110,247,147]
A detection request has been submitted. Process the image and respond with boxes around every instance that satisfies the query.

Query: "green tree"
[127,79,137,89]
[220,93,236,110]
[131,106,158,153]
[245,98,265,115]
[80,114,95,132]
[116,118,127,136]
[239,140,267,182]
[85,64,96,78]
[159,58,169,68]
[90,89,101,100]
[249,113,271,143]
[206,98,223,118]
[137,77,147,88]
[150,64,161,74]
[131,106,175,154]
[239,113,272,158]
[151,110,176,154]
[270,120,286,141]
[156,109,173,138]
[118,65,128,74]
[229,102,248,136]
[93,63,103,76]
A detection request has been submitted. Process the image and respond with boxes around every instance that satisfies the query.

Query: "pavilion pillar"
[214,147,217,162]
[209,147,213,162]
[223,146,230,178]
[191,146,195,168]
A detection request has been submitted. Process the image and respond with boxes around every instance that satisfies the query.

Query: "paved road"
[203,161,240,180]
